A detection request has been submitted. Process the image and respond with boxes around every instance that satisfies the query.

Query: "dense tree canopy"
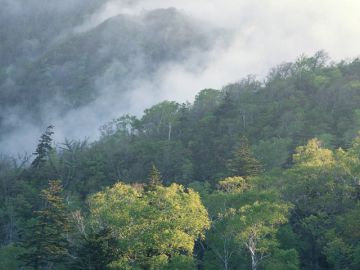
[89,182,210,269]
[0,54,359,269]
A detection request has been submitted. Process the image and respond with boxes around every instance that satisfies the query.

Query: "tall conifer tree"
[148,164,162,187]
[31,125,54,168]
[19,180,71,269]
[227,136,263,177]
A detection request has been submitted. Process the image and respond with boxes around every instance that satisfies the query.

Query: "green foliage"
[262,248,299,270]
[323,232,352,270]
[148,164,162,187]
[162,254,195,270]
[1,54,360,269]
[235,201,291,270]
[217,176,248,193]
[0,245,24,270]
[281,137,360,269]
[203,176,296,270]
[227,137,263,177]
[141,101,180,141]
[89,182,210,269]
[12,53,360,188]
[18,180,71,269]
[71,227,118,270]
[252,138,292,170]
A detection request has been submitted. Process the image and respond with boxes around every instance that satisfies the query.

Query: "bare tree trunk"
[224,238,229,270]
[251,253,257,270]
[168,122,172,141]
[247,235,257,270]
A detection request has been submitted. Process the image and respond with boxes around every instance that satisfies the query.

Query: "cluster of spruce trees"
[0,53,360,269]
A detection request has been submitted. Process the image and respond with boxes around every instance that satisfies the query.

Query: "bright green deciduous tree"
[282,138,360,269]
[217,176,249,193]
[89,182,210,270]
[234,201,291,270]
[203,176,297,270]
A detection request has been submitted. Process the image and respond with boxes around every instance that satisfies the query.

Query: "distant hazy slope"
[0,0,103,66]
[0,4,219,146]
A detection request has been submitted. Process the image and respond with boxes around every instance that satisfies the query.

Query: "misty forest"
[1,1,360,270]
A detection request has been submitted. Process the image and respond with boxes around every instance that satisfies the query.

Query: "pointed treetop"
[227,136,263,177]
[31,125,55,168]
[148,164,162,187]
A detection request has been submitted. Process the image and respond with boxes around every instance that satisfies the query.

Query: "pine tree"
[148,164,162,187]
[18,180,71,269]
[31,125,54,168]
[227,136,263,177]
[71,227,118,270]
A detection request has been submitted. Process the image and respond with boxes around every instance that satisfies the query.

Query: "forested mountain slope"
[68,53,360,187]
[0,54,359,270]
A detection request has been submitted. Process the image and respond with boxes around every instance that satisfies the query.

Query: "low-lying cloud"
[1,0,360,156]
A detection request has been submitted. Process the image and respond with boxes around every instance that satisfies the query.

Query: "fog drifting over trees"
[1,0,359,155]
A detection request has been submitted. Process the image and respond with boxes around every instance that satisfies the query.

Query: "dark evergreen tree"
[18,180,71,269]
[31,125,54,168]
[71,227,118,270]
[148,164,162,187]
[226,136,263,177]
